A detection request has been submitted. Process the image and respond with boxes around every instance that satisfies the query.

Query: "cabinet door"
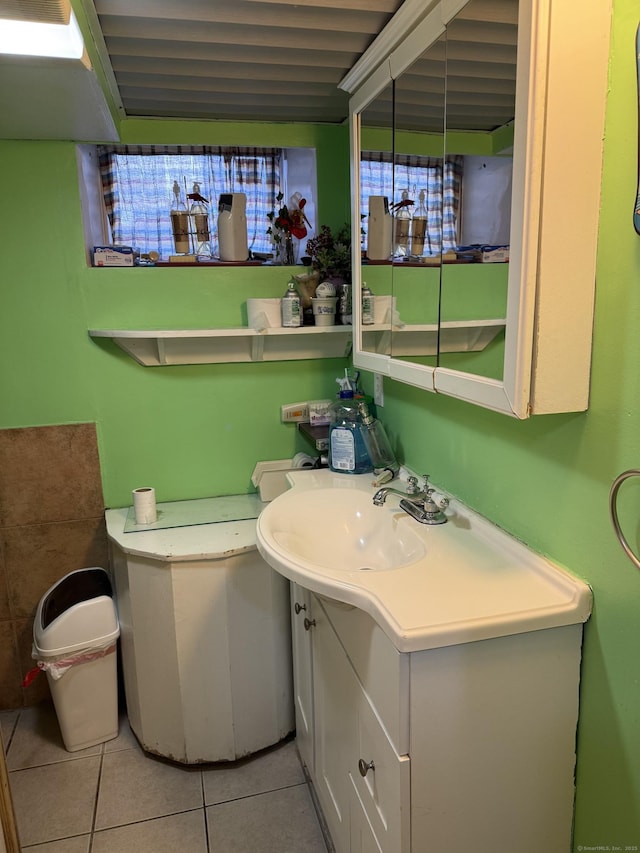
[349,778,384,853]
[290,582,314,772]
[349,686,410,853]
[313,600,358,853]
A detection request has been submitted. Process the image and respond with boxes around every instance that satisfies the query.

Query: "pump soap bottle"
[329,381,372,474]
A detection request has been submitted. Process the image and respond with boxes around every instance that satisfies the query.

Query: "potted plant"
[304,223,352,283]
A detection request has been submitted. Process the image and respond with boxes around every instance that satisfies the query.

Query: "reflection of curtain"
[360,152,463,253]
[98,145,281,257]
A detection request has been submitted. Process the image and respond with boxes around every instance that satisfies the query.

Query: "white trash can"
[33,567,120,752]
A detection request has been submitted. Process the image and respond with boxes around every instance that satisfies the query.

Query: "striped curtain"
[360,152,463,254]
[98,145,282,258]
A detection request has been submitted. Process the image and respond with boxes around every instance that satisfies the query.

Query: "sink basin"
[258,486,426,573]
[256,470,593,653]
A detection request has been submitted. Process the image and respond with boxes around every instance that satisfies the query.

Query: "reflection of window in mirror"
[77,144,317,263]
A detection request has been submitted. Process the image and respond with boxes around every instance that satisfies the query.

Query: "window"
[360,152,463,255]
[97,145,316,260]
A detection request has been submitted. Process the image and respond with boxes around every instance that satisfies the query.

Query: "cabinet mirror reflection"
[356,0,515,382]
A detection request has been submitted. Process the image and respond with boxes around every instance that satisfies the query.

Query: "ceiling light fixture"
[0,7,84,58]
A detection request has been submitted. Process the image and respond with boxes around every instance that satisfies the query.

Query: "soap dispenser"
[329,383,372,474]
[357,400,399,483]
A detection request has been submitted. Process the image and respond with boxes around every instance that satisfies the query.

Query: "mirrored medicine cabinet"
[342,0,610,417]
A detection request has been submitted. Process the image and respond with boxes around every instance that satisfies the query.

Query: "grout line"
[200,769,210,852]
[86,745,105,852]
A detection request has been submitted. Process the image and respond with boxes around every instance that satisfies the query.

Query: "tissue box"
[481,245,509,263]
[93,246,134,267]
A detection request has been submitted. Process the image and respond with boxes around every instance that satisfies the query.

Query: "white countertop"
[105,495,268,561]
[256,469,593,653]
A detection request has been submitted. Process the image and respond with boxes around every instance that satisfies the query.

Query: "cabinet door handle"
[358,758,375,777]
[294,602,307,614]
[303,617,316,631]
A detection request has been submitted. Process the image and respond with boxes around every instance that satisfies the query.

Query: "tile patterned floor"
[1,703,329,852]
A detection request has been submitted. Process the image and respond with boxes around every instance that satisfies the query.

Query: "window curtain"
[360,152,463,254]
[97,145,282,258]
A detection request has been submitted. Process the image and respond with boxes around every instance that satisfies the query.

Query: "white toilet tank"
[106,498,294,764]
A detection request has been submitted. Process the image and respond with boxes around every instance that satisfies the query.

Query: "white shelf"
[362,319,505,357]
[88,319,505,366]
[88,326,354,365]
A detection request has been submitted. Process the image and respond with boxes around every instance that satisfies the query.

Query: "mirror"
[359,79,394,356]
[389,32,446,370]
[437,0,516,380]
[348,0,605,416]
[350,0,519,398]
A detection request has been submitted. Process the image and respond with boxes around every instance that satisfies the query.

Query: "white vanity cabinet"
[292,581,585,853]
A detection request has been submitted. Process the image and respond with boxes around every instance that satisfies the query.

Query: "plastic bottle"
[329,389,372,474]
[281,280,302,327]
[361,282,374,325]
[357,400,399,483]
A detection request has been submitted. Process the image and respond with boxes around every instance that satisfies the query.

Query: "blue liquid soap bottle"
[329,379,372,475]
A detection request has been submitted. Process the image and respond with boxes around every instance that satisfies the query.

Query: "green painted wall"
[372,0,640,848]
[1,0,639,846]
[0,123,351,506]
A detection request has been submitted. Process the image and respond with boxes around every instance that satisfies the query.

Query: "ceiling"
[89,0,406,125]
[0,0,517,139]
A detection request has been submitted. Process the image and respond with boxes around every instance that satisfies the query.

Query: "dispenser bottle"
[357,400,399,483]
[329,387,372,474]
[170,180,190,255]
[394,189,412,257]
[188,182,212,256]
[281,280,302,327]
[411,189,428,257]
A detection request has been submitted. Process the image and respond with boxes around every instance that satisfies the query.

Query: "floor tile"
[22,835,90,852]
[203,739,304,805]
[206,785,328,852]
[95,746,203,830]
[7,702,101,770]
[10,756,101,846]
[92,810,208,853]
[103,714,139,753]
[0,708,19,746]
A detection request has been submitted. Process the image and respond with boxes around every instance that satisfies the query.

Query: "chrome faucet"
[373,474,449,525]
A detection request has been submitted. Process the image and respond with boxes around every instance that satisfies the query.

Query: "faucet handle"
[406,476,420,494]
[406,474,429,494]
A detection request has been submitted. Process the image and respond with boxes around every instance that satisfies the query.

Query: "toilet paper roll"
[133,487,157,524]
[292,452,317,469]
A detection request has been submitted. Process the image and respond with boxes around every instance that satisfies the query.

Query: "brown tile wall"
[0,424,108,709]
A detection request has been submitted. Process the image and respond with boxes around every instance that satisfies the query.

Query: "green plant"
[305,223,352,280]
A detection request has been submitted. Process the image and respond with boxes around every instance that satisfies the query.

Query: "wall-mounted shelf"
[362,319,505,357]
[88,319,504,367]
[88,326,353,366]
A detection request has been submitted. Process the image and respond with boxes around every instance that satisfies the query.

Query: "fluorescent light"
[0,9,84,59]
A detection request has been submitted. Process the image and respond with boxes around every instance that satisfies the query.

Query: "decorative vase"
[275,234,299,265]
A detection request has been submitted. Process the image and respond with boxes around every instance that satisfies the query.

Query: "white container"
[247,298,281,329]
[312,296,337,326]
[33,567,120,752]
